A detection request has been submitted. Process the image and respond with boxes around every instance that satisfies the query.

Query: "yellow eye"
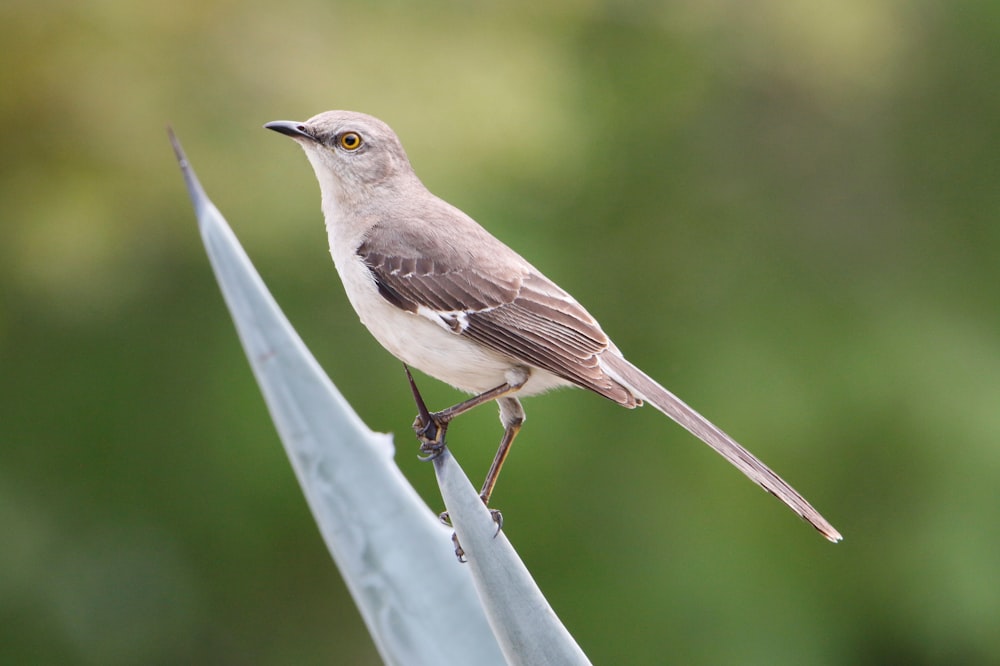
[338,132,362,151]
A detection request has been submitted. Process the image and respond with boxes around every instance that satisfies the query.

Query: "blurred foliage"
[2,0,999,664]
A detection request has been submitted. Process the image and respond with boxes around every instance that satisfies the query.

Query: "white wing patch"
[417,305,470,334]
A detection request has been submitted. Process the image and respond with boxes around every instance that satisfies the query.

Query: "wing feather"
[358,238,638,406]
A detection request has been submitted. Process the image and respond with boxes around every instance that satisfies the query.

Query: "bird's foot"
[440,499,504,562]
[439,500,502,536]
[488,508,504,535]
[414,412,448,460]
[404,364,450,458]
[451,532,466,563]
[438,511,467,562]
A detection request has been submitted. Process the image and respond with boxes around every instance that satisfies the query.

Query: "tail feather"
[600,353,841,542]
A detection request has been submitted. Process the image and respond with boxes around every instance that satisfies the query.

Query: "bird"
[264,110,841,543]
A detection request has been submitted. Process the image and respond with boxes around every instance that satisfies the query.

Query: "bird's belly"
[364,298,515,392]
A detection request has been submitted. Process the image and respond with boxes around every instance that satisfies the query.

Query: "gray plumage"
[265,110,841,543]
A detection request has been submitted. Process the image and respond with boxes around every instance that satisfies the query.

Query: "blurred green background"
[2,0,998,663]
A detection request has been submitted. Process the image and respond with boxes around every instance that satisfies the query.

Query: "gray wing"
[357,241,638,406]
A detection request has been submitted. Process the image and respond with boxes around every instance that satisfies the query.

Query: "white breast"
[330,245,571,397]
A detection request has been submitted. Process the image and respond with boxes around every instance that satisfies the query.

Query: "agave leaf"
[433,449,593,665]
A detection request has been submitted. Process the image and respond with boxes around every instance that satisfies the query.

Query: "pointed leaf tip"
[167,125,187,168]
[167,127,209,218]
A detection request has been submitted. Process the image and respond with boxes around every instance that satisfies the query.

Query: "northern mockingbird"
[265,111,841,543]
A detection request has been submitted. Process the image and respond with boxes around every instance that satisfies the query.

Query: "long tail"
[600,353,841,542]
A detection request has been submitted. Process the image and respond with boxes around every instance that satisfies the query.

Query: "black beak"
[264,120,316,141]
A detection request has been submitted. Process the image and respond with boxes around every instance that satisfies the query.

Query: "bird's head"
[266,110,416,203]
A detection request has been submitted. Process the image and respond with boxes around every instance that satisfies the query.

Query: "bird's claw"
[405,365,449,458]
[451,532,466,563]
[442,502,503,534]
[439,506,502,531]
[488,508,504,535]
[415,414,448,460]
[413,410,446,443]
[441,505,503,562]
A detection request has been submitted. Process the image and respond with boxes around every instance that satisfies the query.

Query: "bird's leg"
[405,368,527,557]
[439,396,524,539]
[473,397,524,535]
[403,364,525,460]
[436,421,520,535]
[403,365,443,451]
[480,397,524,507]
